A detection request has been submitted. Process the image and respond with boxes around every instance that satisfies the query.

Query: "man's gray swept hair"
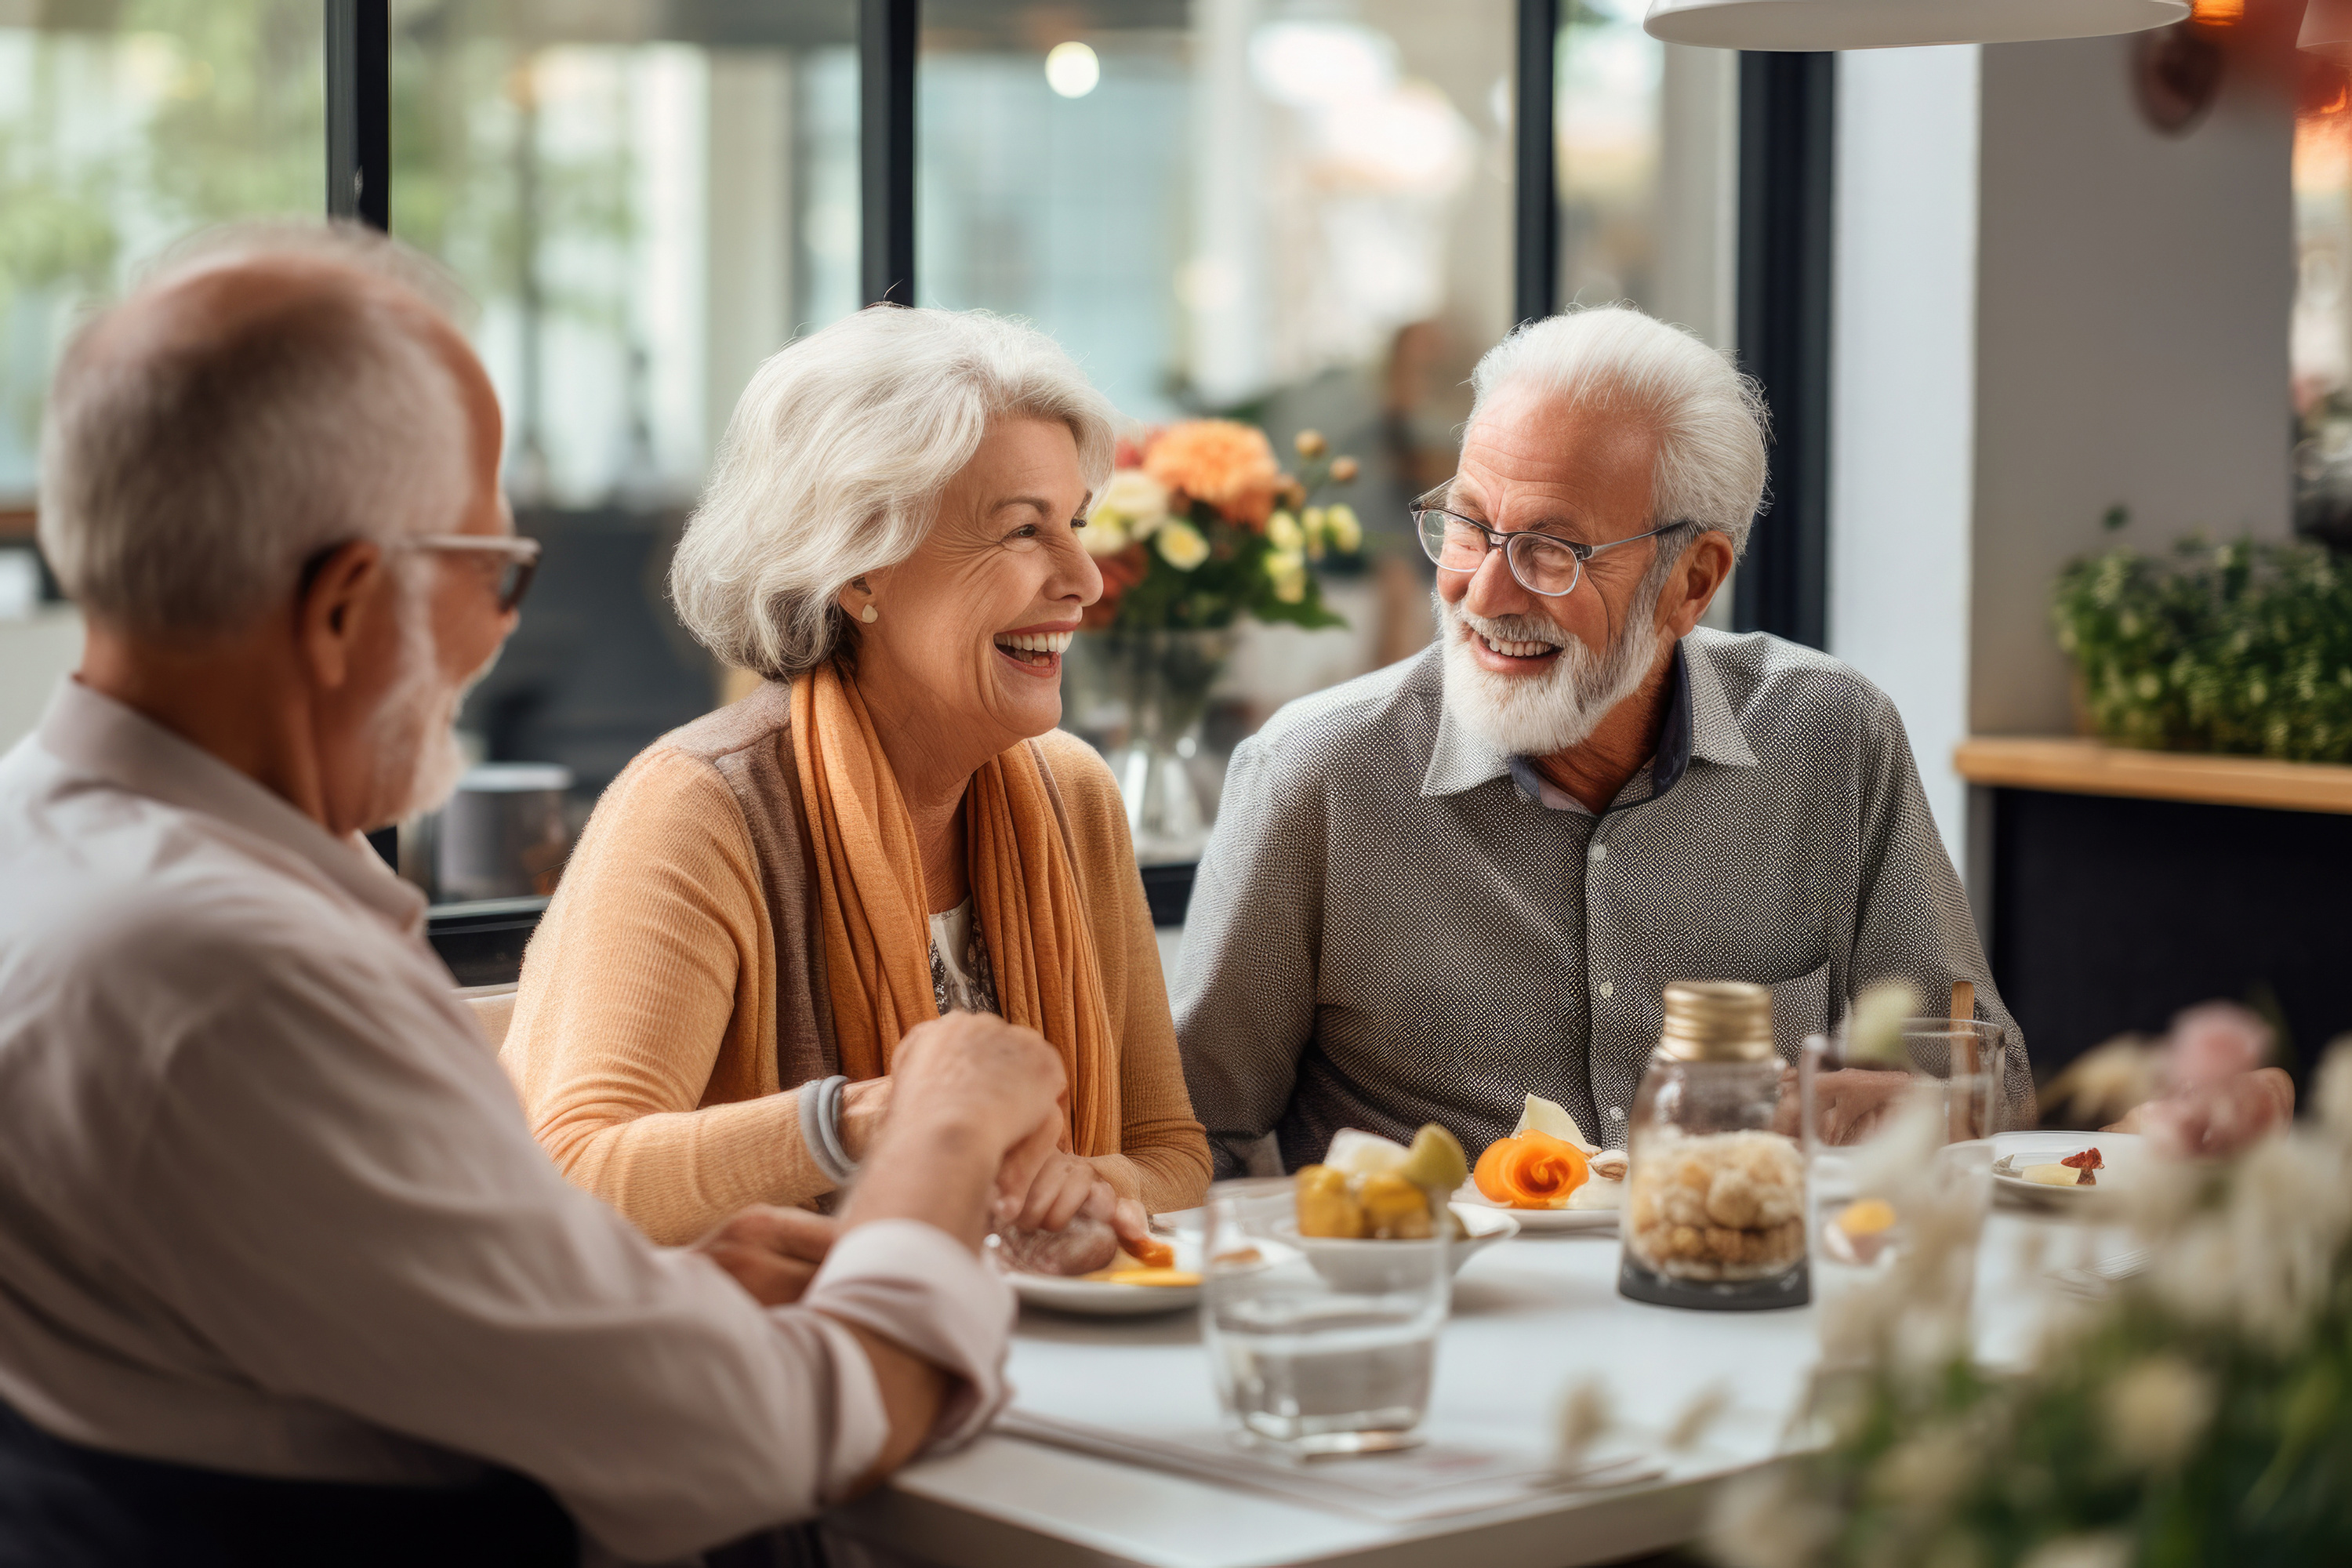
[1466,305,1769,558]
[672,306,1118,680]
[38,221,474,638]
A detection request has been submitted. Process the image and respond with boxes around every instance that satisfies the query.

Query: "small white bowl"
[1269,1203,1520,1290]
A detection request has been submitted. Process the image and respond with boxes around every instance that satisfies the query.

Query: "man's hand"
[851,1012,1067,1249]
[693,1205,837,1306]
[2109,1067,2296,1159]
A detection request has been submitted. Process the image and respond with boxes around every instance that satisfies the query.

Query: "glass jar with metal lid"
[1617,980,1809,1311]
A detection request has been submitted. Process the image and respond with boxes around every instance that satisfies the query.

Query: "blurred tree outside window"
[0,0,325,501]
[385,2,861,859]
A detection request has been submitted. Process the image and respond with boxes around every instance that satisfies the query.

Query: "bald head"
[38,223,492,641]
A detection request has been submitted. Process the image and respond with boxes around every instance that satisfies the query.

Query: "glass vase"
[1089,626,1236,865]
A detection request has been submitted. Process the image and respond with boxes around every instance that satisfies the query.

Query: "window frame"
[321,1,1830,646]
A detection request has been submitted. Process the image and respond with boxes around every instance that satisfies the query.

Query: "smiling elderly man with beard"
[1174,306,2029,1176]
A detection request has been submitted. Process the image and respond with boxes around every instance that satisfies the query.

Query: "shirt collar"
[34,679,428,936]
[1421,633,1758,804]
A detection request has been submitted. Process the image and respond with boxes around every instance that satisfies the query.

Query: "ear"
[835,573,879,622]
[296,539,389,691]
[1660,530,1735,640]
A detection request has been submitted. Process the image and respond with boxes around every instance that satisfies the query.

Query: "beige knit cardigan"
[499,681,1212,1245]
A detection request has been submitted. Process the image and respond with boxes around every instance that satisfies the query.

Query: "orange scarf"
[791,663,1120,1156]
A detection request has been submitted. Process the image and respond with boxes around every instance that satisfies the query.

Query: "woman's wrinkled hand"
[693,1203,838,1306]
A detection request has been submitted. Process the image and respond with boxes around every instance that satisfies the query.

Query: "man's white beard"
[1435,590,1664,758]
[366,605,495,825]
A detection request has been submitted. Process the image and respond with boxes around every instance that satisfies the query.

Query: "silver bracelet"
[800,1074,858,1187]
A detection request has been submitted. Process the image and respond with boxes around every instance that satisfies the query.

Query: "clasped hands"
[693,1011,1148,1305]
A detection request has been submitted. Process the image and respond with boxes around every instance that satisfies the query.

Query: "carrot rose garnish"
[1472,1131,1591,1209]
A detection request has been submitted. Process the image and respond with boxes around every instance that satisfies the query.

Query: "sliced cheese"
[1511,1092,1595,1152]
[2020,1163,2081,1187]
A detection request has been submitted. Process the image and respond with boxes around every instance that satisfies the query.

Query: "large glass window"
[2296,64,2352,546]
[1555,1,1734,347]
[0,0,326,502]
[387,2,861,829]
[917,0,1517,731]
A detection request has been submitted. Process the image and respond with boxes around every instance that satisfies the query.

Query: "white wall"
[1971,35,2295,736]
[1828,45,1982,868]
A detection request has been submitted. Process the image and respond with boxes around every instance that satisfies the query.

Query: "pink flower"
[2167,1002,2270,1091]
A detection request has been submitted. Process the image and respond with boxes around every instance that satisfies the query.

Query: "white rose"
[1081,515,1130,557]
[1267,510,1303,551]
[1327,502,1363,553]
[1265,548,1307,604]
[1098,469,1170,525]
[1156,519,1210,571]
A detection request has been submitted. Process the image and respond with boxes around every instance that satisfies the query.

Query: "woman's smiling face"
[842,416,1102,764]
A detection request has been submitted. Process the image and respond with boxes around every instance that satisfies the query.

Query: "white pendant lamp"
[1643,0,2189,51]
[2302,0,2352,63]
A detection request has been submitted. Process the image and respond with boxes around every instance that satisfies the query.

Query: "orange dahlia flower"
[1144,419,1284,528]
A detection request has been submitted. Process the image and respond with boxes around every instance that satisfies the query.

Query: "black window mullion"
[325,0,390,230]
[1733,50,1833,651]
[860,0,918,307]
[1514,0,1560,328]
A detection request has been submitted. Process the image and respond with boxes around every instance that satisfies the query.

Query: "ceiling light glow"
[1046,41,1100,98]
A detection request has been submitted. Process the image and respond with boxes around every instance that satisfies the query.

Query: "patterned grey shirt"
[1172,628,2027,1178]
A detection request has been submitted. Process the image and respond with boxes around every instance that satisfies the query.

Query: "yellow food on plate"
[1837,1198,1897,1238]
[1295,1124,1470,1239]
[2020,1163,2082,1187]
[1295,1163,1368,1238]
[1082,1265,1202,1287]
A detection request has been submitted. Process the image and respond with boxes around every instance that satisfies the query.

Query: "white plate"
[1450,1181,1622,1232]
[1990,1131,2144,1205]
[1000,1234,1203,1317]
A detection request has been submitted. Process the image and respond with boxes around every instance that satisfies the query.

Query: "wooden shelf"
[1954,736,2352,816]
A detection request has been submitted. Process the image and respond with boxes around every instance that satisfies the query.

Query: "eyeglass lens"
[495,556,538,615]
[1416,510,1582,597]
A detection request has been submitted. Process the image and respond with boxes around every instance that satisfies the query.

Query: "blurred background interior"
[0,0,2345,1097]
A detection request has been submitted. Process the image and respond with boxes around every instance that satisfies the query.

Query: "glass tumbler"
[1200,1188,1451,1456]
[1801,1023,2000,1367]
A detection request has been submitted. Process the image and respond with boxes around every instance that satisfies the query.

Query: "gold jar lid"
[1657,980,1775,1062]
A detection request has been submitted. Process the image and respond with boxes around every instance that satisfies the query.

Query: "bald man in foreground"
[0,224,1067,1566]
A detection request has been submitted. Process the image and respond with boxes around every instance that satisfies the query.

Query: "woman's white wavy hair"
[672,305,1118,679]
[1467,305,1770,557]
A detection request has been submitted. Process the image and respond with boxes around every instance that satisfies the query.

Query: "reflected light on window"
[1045,42,1099,99]
[1247,21,1398,108]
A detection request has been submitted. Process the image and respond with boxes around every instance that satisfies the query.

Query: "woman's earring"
[860,602,879,623]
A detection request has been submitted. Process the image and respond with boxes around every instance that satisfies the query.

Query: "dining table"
[829,1192,2140,1568]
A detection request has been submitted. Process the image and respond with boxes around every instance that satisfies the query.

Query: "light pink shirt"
[0,681,1014,1562]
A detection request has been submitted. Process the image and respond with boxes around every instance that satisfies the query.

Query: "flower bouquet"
[1082,418,1363,633]
[1075,419,1362,862]
[1704,1005,2352,1568]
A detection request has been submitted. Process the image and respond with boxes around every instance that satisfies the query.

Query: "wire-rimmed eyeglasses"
[1412,502,1692,599]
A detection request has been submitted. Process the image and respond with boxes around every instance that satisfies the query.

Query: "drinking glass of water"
[1199,1185,1451,1457]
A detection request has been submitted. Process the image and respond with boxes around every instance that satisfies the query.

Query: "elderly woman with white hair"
[501,307,1210,1259]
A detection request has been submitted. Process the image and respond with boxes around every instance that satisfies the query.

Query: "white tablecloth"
[831,1210,2133,1568]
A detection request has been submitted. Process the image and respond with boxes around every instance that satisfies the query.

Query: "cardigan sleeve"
[1036,731,1214,1217]
[500,746,834,1245]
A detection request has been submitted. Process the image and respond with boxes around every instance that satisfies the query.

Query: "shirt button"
[1597,980,1614,1000]
[1608,1106,1626,1123]
[1588,842,1608,862]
